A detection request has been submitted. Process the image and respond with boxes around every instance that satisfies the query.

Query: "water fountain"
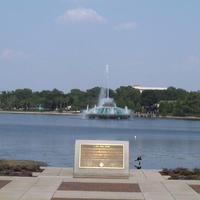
[85,65,131,119]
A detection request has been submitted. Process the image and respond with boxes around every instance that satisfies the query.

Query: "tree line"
[0,86,200,117]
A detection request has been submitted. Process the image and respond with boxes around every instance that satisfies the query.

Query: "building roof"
[133,85,167,93]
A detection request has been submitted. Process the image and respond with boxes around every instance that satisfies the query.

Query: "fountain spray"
[85,64,131,119]
[106,64,109,99]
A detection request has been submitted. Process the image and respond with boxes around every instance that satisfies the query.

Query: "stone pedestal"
[74,140,129,178]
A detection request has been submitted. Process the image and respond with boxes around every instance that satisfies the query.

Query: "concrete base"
[0,167,199,200]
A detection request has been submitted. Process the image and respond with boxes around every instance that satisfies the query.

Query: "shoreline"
[0,110,81,116]
[1,110,200,120]
[133,114,200,121]
[158,115,200,121]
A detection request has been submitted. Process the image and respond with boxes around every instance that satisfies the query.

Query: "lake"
[0,113,200,169]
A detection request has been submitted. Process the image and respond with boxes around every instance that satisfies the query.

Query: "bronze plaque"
[79,144,124,169]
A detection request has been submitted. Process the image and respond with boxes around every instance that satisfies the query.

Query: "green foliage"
[115,86,140,110]
[68,89,87,110]
[85,87,101,106]
[141,90,158,107]
[0,86,200,117]
[159,101,174,116]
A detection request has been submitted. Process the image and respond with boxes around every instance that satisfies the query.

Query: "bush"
[0,160,47,177]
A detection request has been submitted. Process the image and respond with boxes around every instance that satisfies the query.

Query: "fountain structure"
[85,65,131,119]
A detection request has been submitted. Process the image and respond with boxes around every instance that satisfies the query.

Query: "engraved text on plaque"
[79,144,124,169]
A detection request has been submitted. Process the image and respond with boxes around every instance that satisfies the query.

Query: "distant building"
[133,85,167,93]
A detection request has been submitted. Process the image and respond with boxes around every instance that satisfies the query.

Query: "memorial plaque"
[79,144,124,169]
[74,140,129,178]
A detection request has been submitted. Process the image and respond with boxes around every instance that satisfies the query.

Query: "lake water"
[0,113,200,169]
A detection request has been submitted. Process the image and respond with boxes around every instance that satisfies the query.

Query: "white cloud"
[0,49,28,60]
[114,21,137,31]
[57,8,106,24]
[186,55,199,65]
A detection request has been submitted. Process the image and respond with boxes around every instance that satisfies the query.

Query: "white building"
[133,85,167,93]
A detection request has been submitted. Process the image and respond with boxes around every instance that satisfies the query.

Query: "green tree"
[115,86,140,110]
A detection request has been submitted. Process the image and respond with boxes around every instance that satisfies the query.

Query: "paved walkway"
[0,167,200,200]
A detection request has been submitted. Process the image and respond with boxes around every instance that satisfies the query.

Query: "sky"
[0,0,200,92]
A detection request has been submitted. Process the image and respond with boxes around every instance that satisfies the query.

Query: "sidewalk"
[0,167,199,200]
